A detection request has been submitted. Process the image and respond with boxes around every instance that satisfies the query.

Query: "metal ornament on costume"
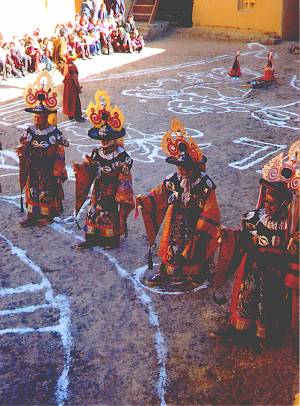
[23,71,60,115]
[86,90,126,141]
[161,118,207,167]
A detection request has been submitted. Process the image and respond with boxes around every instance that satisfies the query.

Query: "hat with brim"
[166,153,207,168]
[24,104,54,115]
[259,179,293,202]
[88,123,126,141]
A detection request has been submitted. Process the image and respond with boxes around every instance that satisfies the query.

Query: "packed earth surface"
[0,29,299,405]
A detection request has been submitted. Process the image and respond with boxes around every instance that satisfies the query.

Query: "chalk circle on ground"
[134,264,210,295]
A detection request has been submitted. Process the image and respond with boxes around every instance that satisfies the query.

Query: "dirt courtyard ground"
[0,30,299,405]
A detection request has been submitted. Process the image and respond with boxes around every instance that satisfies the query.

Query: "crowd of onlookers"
[0,0,145,81]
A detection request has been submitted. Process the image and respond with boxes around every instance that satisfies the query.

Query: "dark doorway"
[282,0,299,40]
[156,0,193,27]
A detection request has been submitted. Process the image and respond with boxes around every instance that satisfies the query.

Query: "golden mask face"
[48,112,57,126]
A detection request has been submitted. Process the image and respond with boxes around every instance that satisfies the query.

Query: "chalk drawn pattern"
[0,234,72,406]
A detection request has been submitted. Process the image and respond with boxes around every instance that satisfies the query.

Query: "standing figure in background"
[62,56,86,122]
[262,50,276,82]
[111,0,125,16]
[52,28,68,72]
[104,0,112,15]
[136,118,220,287]
[74,90,134,249]
[17,72,69,226]
[229,50,241,77]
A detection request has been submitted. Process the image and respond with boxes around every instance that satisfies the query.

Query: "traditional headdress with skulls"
[23,71,60,115]
[261,140,300,194]
[256,141,299,220]
[86,89,126,141]
[161,118,207,168]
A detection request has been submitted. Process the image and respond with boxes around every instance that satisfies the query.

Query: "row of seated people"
[0,33,54,80]
[0,12,144,81]
[63,13,144,58]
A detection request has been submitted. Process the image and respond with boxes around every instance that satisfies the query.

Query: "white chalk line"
[289,74,300,91]
[50,222,168,405]
[229,138,287,170]
[0,233,72,406]
[133,265,209,296]
[0,45,298,132]
[0,193,168,406]
[0,281,47,296]
[123,70,299,130]
[0,302,53,316]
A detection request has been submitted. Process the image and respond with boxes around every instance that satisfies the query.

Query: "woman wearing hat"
[219,144,299,351]
[17,72,69,227]
[136,118,220,287]
[74,90,134,249]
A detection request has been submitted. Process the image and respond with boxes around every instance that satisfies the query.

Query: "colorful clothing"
[230,208,290,339]
[229,53,241,77]
[17,125,68,218]
[63,62,83,120]
[140,170,220,277]
[263,65,276,81]
[74,145,134,246]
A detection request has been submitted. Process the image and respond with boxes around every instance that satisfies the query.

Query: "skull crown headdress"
[86,90,124,131]
[161,118,203,162]
[23,71,59,112]
[262,140,300,193]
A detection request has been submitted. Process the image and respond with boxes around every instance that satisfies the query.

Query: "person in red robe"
[262,50,276,81]
[247,50,276,88]
[229,50,241,77]
[62,57,85,122]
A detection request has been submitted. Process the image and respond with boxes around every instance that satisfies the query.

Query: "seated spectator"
[32,28,42,44]
[112,27,131,53]
[125,14,136,38]
[131,29,144,53]
[68,33,85,59]
[79,15,89,33]
[66,21,75,34]
[25,37,41,72]
[86,28,99,56]
[98,18,111,55]
[9,41,26,76]
[114,12,125,28]
[77,30,92,58]
[38,37,53,71]
[108,15,117,31]
[3,43,22,77]
[0,43,8,81]
[13,36,31,74]
[74,14,82,32]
